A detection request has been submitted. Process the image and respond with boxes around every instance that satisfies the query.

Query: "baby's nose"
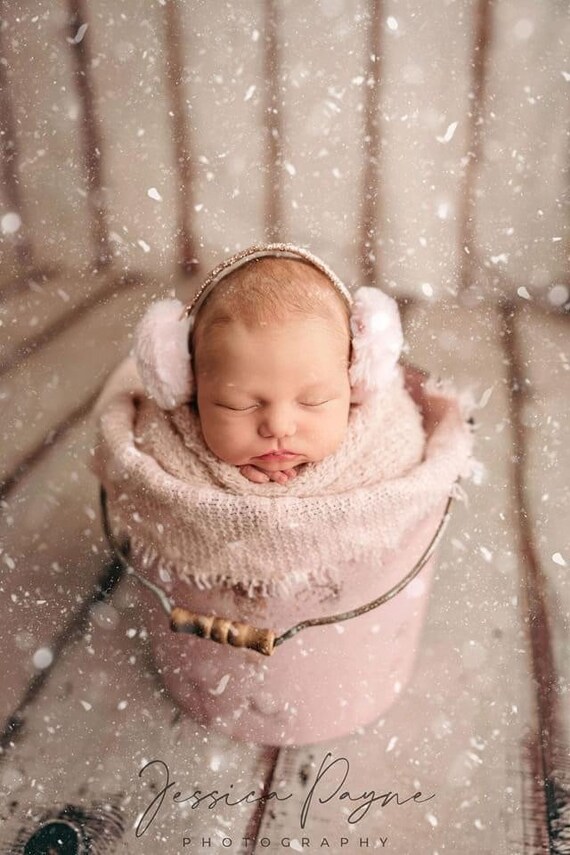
[258,405,297,439]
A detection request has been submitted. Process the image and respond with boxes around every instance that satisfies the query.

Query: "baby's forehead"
[196,315,349,379]
[205,312,348,351]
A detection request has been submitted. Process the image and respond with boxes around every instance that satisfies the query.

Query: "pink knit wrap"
[90,357,473,597]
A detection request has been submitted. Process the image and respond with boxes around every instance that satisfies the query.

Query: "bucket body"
[134,504,444,746]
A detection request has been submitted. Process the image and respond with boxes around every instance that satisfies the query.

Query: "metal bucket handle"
[100,485,454,656]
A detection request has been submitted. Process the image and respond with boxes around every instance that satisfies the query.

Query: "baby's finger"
[239,465,269,483]
[268,470,288,485]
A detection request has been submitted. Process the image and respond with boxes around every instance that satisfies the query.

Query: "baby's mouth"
[255,451,298,461]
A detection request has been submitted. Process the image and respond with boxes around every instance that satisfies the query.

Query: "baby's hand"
[239,464,299,486]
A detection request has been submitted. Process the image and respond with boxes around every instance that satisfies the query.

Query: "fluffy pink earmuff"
[132,243,403,410]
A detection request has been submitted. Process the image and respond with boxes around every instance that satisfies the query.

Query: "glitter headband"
[179,243,353,321]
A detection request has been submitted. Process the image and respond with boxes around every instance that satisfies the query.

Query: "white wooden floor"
[0,271,568,854]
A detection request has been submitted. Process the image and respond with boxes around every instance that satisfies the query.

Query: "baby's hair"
[190,256,351,367]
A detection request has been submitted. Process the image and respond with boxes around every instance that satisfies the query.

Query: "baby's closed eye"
[216,403,257,411]
[215,399,335,411]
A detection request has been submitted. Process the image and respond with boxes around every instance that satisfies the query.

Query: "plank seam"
[263,0,283,242]
[501,301,569,853]
[358,0,384,285]
[458,0,493,294]
[163,0,199,273]
[247,747,281,855]
[66,0,112,268]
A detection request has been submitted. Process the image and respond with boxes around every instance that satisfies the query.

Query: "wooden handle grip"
[170,607,276,656]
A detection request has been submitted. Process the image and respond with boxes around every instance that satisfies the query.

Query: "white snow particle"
[548,284,568,307]
[437,202,450,220]
[210,674,231,696]
[244,84,256,102]
[426,813,438,827]
[147,187,162,201]
[490,253,509,264]
[517,286,531,300]
[1,213,22,235]
[68,23,88,44]
[386,736,398,752]
[284,162,296,176]
[32,648,53,670]
[436,121,459,143]
[477,386,494,409]
[137,239,150,253]
[479,546,493,563]
[209,754,222,772]
[386,16,398,30]
[118,700,128,710]
[421,282,434,297]
[80,700,92,711]
[552,553,567,567]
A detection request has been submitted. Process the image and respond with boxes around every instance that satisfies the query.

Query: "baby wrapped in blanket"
[91,244,471,600]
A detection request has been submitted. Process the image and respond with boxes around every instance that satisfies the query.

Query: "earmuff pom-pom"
[132,299,194,410]
[349,287,403,404]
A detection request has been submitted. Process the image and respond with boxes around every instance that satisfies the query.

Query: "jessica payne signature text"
[135,752,435,838]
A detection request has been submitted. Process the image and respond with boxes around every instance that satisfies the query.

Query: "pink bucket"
[103,492,448,746]
[98,366,465,746]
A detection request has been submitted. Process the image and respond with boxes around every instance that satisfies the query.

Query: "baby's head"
[133,244,404,470]
[190,257,352,473]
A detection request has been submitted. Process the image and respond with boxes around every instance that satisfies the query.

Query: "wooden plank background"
[0,0,568,852]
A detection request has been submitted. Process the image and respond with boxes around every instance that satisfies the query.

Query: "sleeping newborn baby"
[132,243,426,492]
[90,239,465,616]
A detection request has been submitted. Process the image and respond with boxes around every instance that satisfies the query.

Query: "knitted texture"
[90,357,473,597]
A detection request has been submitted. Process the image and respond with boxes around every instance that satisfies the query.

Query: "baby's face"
[194,317,351,472]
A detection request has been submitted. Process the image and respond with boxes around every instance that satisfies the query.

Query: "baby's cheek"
[321,409,351,453]
[211,421,255,464]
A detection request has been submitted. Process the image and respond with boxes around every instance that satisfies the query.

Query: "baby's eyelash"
[217,400,332,411]
[217,404,257,411]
